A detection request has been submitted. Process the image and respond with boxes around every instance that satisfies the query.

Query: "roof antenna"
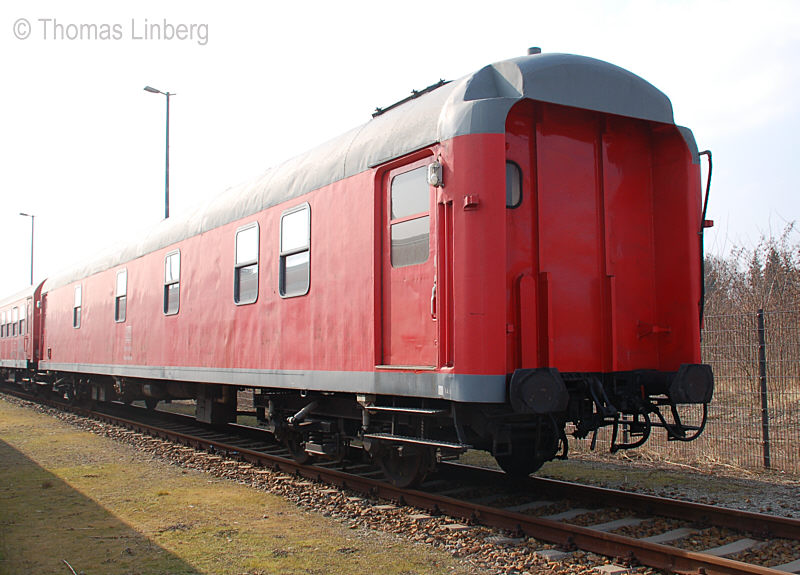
[528,47,542,55]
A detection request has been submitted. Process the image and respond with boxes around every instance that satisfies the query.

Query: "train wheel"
[144,397,159,410]
[495,452,544,478]
[376,444,433,488]
[496,417,563,478]
[64,382,79,405]
[285,432,315,465]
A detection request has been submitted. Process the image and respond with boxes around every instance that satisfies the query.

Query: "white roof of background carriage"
[0,283,41,308]
[43,52,696,292]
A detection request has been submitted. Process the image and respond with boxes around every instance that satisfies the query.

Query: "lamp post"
[144,86,174,219]
[19,212,34,285]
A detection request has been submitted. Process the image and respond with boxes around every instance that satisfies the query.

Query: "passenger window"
[279,204,310,298]
[12,308,18,336]
[19,304,25,335]
[115,269,127,322]
[164,251,180,315]
[73,286,81,328]
[234,223,259,304]
[390,166,429,268]
[506,161,522,208]
[1,311,5,337]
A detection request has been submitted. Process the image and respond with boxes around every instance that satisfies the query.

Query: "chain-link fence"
[570,310,800,475]
[698,310,800,473]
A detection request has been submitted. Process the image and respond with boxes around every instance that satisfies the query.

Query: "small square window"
[283,252,309,296]
[391,216,430,267]
[391,167,429,219]
[164,283,179,315]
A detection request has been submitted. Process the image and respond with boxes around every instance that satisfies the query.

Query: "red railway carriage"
[12,51,713,485]
[0,283,42,375]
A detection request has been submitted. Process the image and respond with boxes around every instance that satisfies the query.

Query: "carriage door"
[23,298,31,359]
[39,294,47,362]
[381,161,438,367]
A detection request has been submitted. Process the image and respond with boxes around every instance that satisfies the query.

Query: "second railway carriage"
[28,50,713,486]
[0,283,42,378]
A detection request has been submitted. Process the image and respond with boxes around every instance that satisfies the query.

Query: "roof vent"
[527,47,542,55]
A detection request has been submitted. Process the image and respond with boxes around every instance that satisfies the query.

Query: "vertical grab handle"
[430,277,437,320]
[698,149,713,326]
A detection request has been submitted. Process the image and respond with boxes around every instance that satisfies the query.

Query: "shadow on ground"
[0,439,200,575]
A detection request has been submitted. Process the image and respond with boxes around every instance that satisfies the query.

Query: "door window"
[390,166,430,268]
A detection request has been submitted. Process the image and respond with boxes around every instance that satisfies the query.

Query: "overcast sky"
[1,0,798,298]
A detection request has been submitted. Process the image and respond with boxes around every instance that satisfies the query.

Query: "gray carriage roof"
[43,52,692,292]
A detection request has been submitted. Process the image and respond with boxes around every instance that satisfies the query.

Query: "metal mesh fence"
[568,310,800,475]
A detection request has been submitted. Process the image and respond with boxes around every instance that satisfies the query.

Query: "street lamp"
[144,86,175,219]
[19,212,34,285]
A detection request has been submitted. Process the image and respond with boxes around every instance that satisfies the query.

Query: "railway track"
[3,385,799,575]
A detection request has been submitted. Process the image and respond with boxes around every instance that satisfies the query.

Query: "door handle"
[430,278,437,320]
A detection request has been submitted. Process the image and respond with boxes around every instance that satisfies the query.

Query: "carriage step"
[304,442,338,456]
[362,433,469,450]
[365,406,446,415]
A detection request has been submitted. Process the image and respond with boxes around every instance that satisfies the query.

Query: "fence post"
[757,309,771,469]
